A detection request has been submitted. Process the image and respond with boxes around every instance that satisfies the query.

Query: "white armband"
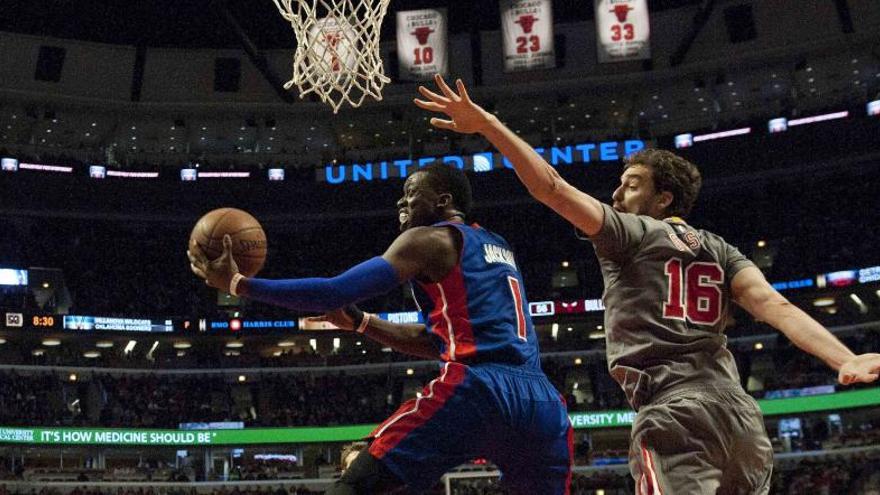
[356,312,373,334]
[229,273,246,297]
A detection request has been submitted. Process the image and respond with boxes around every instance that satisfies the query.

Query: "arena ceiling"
[1,0,705,48]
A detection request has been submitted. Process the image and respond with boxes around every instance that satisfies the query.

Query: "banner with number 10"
[396,9,448,81]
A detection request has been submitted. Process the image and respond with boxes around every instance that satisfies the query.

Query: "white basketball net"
[272,0,391,113]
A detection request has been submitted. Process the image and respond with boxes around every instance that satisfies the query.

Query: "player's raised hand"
[414,74,494,135]
[838,353,880,385]
[187,234,240,292]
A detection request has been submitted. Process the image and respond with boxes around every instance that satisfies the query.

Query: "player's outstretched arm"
[188,235,401,313]
[732,266,880,384]
[188,227,455,360]
[414,74,606,236]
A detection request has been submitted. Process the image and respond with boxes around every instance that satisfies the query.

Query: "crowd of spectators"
[771,450,880,494]
[0,350,878,430]
[0,371,399,428]
[0,487,322,495]
[1,146,879,321]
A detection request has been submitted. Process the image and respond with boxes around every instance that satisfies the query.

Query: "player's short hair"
[624,149,702,218]
[417,164,473,218]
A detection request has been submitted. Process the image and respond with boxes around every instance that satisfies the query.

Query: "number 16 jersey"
[590,204,755,410]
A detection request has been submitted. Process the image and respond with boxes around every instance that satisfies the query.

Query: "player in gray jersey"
[415,74,880,494]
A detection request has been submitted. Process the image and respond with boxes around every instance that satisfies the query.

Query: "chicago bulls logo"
[610,4,633,23]
[410,26,434,45]
[515,14,538,34]
[322,32,342,71]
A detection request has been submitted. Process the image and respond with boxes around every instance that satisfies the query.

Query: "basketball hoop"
[272,0,391,113]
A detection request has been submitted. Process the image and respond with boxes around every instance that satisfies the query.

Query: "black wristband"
[343,305,365,330]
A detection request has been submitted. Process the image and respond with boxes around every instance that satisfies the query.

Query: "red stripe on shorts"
[368,362,467,459]
[559,393,574,495]
[565,420,574,494]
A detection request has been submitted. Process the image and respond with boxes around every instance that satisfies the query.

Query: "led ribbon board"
[1,389,877,445]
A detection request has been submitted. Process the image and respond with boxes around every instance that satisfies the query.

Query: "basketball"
[189,208,267,278]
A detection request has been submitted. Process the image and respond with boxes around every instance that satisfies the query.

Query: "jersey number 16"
[663,259,724,325]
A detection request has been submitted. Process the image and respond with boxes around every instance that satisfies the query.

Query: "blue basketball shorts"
[368,361,573,493]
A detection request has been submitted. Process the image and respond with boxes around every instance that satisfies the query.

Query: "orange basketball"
[189,208,267,277]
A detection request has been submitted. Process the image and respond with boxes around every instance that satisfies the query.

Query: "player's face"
[611,165,669,218]
[396,172,442,231]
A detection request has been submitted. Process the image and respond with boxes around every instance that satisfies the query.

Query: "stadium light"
[849,294,868,314]
[42,338,60,346]
[146,341,159,361]
[767,118,788,133]
[788,111,848,127]
[812,297,835,307]
[674,134,693,149]
[693,127,751,143]
[19,163,72,173]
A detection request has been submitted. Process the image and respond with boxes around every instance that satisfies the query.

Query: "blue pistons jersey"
[410,221,541,370]
[368,222,572,493]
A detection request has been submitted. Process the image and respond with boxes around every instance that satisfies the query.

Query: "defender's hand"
[188,234,240,292]
[414,74,494,135]
[839,353,880,385]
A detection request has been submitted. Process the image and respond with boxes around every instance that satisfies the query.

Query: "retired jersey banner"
[501,0,555,72]
[595,0,651,62]
[396,9,448,80]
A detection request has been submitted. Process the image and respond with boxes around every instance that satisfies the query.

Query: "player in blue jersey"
[188,164,573,494]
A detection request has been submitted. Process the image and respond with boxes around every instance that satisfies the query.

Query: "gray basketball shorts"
[628,386,773,494]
